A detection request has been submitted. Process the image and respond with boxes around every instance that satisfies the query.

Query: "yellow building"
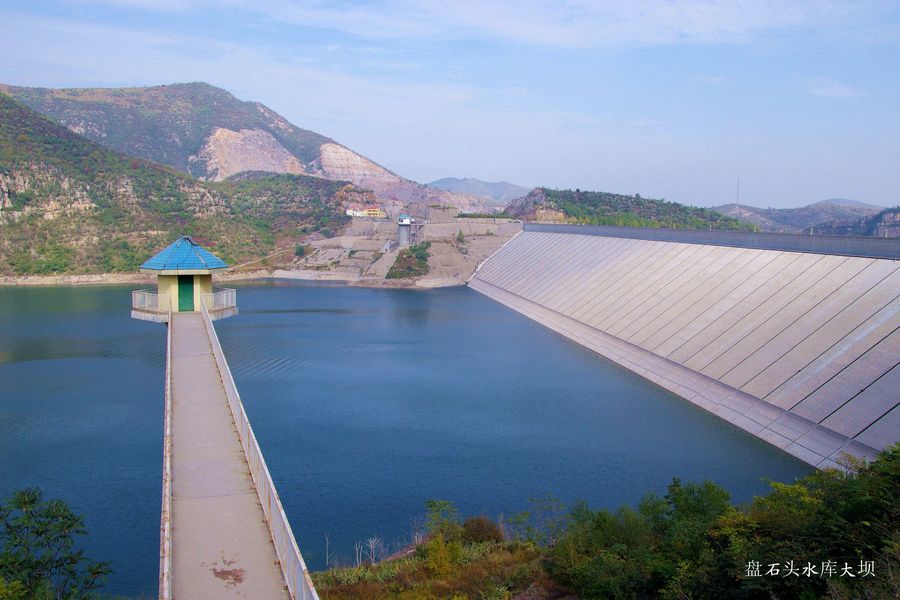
[345,204,387,219]
[132,236,236,322]
[364,206,387,218]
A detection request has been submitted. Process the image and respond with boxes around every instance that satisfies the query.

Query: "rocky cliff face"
[191,127,307,180]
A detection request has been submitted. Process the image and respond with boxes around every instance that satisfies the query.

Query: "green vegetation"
[316,445,899,599]
[385,242,431,279]
[531,188,751,231]
[314,500,553,600]
[0,93,350,275]
[0,488,110,600]
[456,231,466,244]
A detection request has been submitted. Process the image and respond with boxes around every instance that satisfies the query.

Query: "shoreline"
[0,269,466,289]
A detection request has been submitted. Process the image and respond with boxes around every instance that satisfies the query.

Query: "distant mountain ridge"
[712,199,888,234]
[428,177,530,204]
[0,82,486,213]
[815,198,885,210]
[0,92,358,275]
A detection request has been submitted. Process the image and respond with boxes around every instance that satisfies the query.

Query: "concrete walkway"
[170,313,290,600]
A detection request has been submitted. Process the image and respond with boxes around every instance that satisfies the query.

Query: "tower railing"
[132,290,170,322]
[199,297,319,600]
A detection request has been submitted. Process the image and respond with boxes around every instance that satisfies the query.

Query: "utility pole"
[736,177,741,206]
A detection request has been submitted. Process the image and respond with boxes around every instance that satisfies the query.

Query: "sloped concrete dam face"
[469,227,899,468]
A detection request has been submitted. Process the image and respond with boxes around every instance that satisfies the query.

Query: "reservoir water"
[0,281,810,597]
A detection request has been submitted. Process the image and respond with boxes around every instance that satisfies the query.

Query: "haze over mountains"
[428,177,530,204]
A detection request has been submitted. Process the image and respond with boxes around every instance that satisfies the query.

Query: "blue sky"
[1,1,898,208]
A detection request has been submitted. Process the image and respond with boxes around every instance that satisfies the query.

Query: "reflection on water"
[0,280,811,597]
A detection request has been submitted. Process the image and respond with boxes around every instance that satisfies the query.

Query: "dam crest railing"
[524,222,900,259]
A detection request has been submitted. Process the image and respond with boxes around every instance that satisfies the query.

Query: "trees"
[547,446,900,599]
[0,488,110,600]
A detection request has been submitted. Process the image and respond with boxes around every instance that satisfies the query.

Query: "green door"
[177,275,194,312]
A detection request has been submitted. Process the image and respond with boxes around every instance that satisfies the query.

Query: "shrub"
[294,244,306,257]
[463,516,503,544]
[426,533,452,578]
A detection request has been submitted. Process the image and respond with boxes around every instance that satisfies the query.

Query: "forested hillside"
[508,188,751,230]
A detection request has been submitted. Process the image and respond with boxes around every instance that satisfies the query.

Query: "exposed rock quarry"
[318,142,402,186]
[505,188,565,221]
[191,128,307,181]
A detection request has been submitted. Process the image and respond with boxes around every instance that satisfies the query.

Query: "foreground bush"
[548,446,899,599]
[0,488,110,600]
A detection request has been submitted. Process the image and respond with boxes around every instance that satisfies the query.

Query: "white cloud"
[65,0,886,48]
[804,76,867,98]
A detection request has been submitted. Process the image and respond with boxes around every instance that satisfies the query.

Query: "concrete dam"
[469,224,900,468]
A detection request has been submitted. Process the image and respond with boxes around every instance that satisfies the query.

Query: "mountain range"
[1,81,896,278]
[0,82,485,214]
[711,199,889,234]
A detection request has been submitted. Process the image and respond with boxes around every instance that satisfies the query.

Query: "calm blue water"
[0,281,810,597]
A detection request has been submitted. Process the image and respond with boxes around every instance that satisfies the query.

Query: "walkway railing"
[159,309,173,600]
[199,298,319,600]
[132,290,170,322]
[202,288,238,321]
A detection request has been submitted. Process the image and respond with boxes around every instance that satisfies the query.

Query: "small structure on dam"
[470,224,900,469]
[131,239,319,600]
[398,212,412,247]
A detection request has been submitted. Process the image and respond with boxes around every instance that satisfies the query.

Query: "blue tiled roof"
[140,236,228,271]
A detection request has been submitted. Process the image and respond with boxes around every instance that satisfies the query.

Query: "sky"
[1,1,899,208]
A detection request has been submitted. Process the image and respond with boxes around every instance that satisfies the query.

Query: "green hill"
[0,93,352,276]
[508,188,752,230]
